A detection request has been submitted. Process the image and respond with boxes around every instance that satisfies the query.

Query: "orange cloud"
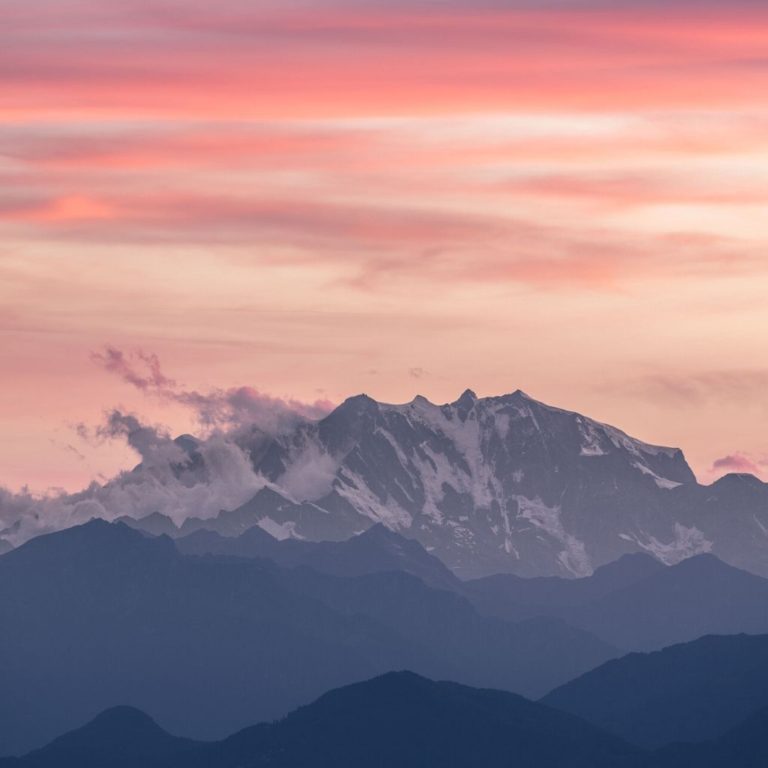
[499,173,768,209]
[3,0,768,492]
[0,191,753,283]
[2,195,115,223]
[40,196,115,222]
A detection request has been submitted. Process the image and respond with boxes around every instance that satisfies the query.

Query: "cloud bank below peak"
[0,349,334,547]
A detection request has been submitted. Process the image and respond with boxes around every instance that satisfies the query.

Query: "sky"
[2,0,768,493]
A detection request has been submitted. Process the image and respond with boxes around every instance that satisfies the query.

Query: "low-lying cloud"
[0,350,335,549]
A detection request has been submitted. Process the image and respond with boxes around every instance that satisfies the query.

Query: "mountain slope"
[0,520,421,755]
[1,673,646,768]
[8,673,768,768]
[200,671,646,768]
[0,520,616,756]
[278,566,618,698]
[246,390,702,578]
[0,707,197,768]
[654,707,768,767]
[543,634,768,748]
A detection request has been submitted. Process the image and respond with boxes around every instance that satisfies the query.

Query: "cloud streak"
[620,370,768,406]
[91,346,334,434]
[6,1,768,119]
[91,347,176,391]
[5,191,765,292]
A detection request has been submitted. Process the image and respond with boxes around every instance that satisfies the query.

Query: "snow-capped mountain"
[211,389,767,578]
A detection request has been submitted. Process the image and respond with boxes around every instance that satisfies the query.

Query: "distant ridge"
[0,673,645,768]
[0,519,616,756]
[7,671,768,767]
[1,706,198,768]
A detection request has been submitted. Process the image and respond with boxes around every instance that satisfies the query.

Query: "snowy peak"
[456,388,478,402]
[114,388,767,581]
[325,394,382,424]
[453,388,478,419]
[239,389,712,578]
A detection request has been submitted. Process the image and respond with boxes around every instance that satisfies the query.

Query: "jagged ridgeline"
[123,390,768,579]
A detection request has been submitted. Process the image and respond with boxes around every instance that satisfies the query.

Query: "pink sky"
[2,0,768,491]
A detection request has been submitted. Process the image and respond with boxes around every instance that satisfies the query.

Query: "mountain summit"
[98,390,768,579]
[203,390,765,578]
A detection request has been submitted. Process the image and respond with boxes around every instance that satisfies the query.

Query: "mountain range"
[174,521,461,591]
[465,552,768,651]
[116,390,768,579]
[3,517,768,756]
[0,672,649,768]
[173,522,768,652]
[0,520,616,756]
[2,389,768,763]
[5,669,768,768]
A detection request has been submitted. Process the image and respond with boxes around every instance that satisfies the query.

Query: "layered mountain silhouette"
[654,706,768,768]
[175,524,768,653]
[3,509,768,763]
[465,552,667,620]
[120,390,768,579]
[175,521,461,591]
[467,553,768,651]
[6,671,768,768]
[0,707,198,768]
[5,384,768,763]
[0,520,616,756]
[560,555,768,650]
[543,633,768,748]
[0,672,647,768]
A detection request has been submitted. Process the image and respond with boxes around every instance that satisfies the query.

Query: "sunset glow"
[2,0,768,491]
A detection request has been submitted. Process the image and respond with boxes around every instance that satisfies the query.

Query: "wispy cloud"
[617,370,768,406]
[91,347,176,391]
[709,452,768,481]
[90,345,333,434]
[712,452,766,473]
[6,2,768,117]
[5,191,765,292]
